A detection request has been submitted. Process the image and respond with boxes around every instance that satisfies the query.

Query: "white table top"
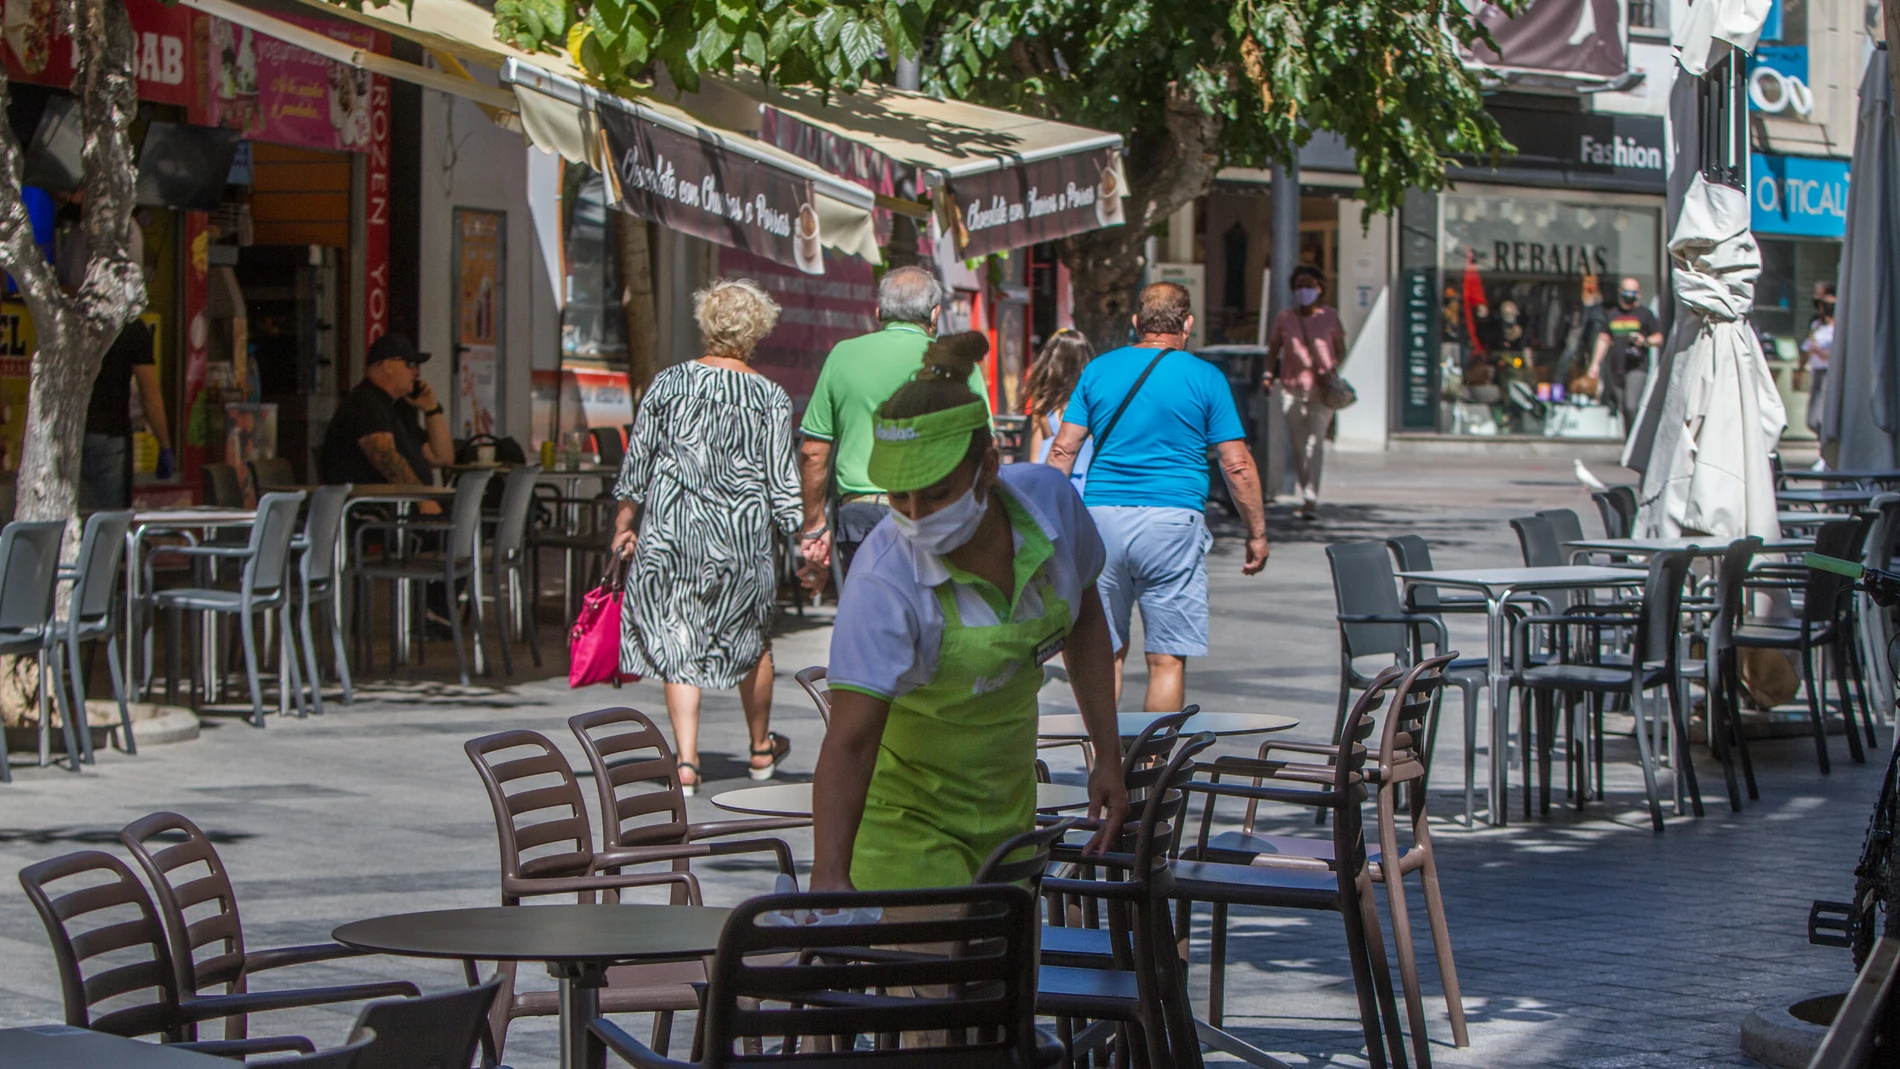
[709,781,1092,818]
[1397,565,1645,591]
[131,508,256,526]
[1036,711,1299,739]
[1779,512,1842,528]
[1567,536,1815,555]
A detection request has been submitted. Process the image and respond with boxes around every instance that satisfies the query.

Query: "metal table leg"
[553,960,607,1069]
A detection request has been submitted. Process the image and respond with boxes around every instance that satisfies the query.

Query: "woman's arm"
[611,499,639,557]
[1064,584,1129,855]
[811,689,891,891]
[766,391,802,534]
[1025,407,1048,461]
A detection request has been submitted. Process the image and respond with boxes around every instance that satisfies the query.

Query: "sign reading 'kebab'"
[948,147,1126,260]
[597,105,824,275]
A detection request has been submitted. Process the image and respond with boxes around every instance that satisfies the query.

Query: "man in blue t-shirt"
[1048,282,1269,712]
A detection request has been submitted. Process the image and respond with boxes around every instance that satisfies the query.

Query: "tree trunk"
[0,0,144,727]
[1058,85,1228,351]
[612,211,659,399]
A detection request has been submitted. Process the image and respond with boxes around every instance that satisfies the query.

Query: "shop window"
[561,172,627,365]
[1435,192,1662,438]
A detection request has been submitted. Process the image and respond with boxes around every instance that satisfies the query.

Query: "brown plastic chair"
[118,812,419,1040]
[1172,668,1410,1069]
[464,729,711,1059]
[568,708,807,871]
[16,849,327,1058]
[1036,729,1215,1069]
[589,885,1061,1069]
[794,665,831,725]
[1198,655,1470,1058]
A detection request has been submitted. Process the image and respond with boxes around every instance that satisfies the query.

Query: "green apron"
[851,497,1071,891]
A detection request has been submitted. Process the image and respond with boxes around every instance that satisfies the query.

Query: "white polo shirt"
[827,463,1106,702]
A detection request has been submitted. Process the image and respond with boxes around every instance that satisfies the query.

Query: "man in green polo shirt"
[798,265,989,576]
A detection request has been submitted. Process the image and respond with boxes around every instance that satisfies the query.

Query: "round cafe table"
[334,905,729,1069]
[710,781,1093,819]
[1036,711,1299,740]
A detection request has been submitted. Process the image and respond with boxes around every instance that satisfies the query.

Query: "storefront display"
[1429,190,1662,438]
[1752,151,1846,439]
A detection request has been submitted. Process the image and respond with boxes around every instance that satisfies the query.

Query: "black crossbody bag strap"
[1094,348,1174,454]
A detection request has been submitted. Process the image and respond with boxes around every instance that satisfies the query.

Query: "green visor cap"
[866,400,990,493]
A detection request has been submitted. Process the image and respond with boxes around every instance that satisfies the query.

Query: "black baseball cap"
[367,332,430,366]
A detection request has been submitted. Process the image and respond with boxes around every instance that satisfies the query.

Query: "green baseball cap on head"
[866,400,989,493]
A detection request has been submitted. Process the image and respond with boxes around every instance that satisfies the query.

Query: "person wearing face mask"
[811,331,1128,892]
[1800,281,1836,435]
[1263,264,1348,521]
[1588,277,1662,426]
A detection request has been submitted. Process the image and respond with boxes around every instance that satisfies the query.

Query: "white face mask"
[1294,286,1321,307]
[890,482,988,555]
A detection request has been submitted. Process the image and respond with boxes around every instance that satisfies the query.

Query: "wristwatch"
[423,405,444,418]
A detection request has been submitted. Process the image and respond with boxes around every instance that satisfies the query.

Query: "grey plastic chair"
[202,463,244,508]
[1608,485,1639,533]
[1510,549,1699,832]
[1510,515,1563,567]
[153,491,307,728]
[249,457,297,491]
[292,485,354,715]
[354,470,495,685]
[1386,535,1486,615]
[1591,490,1631,538]
[1536,508,1588,562]
[0,521,76,776]
[60,510,137,763]
[1327,540,1487,824]
[490,465,543,675]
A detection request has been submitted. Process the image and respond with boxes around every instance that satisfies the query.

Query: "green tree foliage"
[931,0,1512,218]
[347,0,1516,338]
[479,0,926,95]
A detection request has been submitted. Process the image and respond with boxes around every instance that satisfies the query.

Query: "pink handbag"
[569,559,636,687]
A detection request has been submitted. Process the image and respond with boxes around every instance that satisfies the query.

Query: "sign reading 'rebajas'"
[947,147,1126,259]
[597,105,825,276]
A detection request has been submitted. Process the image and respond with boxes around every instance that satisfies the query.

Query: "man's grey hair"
[876,266,943,326]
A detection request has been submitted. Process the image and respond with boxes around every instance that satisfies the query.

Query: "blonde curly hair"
[694,278,781,361]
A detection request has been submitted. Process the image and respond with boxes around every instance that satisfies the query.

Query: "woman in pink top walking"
[1263,264,1347,521]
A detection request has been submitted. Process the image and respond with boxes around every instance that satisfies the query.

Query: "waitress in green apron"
[811,332,1128,892]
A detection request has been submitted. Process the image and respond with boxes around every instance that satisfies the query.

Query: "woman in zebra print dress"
[611,279,801,794]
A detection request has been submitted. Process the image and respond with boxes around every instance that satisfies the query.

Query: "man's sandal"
[677,760,701,797]
[749,732,791,781]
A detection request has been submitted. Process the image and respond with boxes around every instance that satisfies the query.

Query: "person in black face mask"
[1587,277,1662,427]
[1801,281,1837,434]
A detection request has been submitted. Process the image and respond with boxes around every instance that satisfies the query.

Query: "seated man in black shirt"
[319,333,454,512]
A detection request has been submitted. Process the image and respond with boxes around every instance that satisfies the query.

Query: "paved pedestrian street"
[0,451,1878,1068]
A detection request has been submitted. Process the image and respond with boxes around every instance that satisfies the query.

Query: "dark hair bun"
[919,331,990,382]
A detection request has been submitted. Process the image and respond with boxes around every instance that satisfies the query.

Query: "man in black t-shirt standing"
[80,318,174,510]
[1587,276,1663,425]
[319,333,454,513]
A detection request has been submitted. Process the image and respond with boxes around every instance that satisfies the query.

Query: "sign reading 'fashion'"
[597,105,824,275]
[946,147,1126,259]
